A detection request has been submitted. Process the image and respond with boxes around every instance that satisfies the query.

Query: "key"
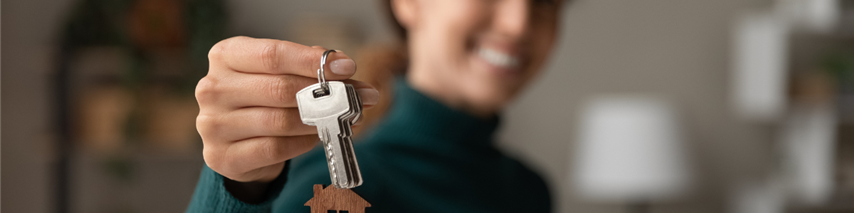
[341,84,363,186]
[333,84,360,188]
[296,81,363,188]
[347,84,362,125]
[336,84,361,188]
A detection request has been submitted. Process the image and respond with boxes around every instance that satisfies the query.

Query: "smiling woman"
[397,0,561,117]
[186,0,565,212]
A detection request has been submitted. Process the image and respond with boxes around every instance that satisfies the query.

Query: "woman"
[187,0,563,212]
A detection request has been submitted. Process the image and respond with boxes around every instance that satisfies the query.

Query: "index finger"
[209,36,356,80]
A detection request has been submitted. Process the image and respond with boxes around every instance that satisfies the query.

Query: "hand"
[196,36,379,183]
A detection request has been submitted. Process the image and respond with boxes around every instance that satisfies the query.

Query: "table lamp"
[573,96,692,213]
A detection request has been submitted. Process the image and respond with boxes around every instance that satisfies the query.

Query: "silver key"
[294,49,363,189]
[341,84,363,186]
[296,82,362,188]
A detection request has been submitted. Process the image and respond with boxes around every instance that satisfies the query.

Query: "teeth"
[478,47,520,68]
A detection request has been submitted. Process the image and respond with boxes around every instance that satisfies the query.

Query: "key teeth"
[299,82,364,189]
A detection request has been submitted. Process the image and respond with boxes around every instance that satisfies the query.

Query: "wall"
[500,0,774,212]
[1,0,776,212]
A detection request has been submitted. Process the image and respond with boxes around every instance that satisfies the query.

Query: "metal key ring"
[318,49,338,84]
[315,49,337,97]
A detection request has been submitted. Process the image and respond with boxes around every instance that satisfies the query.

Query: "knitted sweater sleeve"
[185,163,289,213]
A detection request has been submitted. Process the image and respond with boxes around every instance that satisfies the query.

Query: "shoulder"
[499,155,552,212]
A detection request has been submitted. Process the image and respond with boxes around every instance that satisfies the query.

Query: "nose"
[493,0,531,41]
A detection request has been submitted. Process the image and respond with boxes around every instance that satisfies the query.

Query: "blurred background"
[2,0,853,213]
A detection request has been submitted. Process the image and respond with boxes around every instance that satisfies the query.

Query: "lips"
[477,47,521,69]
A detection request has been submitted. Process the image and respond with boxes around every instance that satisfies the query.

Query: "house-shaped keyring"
[305,184,371,213]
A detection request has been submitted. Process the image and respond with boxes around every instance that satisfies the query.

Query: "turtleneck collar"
[366,78,500,149]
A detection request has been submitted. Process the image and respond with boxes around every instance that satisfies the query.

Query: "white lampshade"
[573,96,691,202]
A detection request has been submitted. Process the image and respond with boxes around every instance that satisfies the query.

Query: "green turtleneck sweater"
[186,79,551,213]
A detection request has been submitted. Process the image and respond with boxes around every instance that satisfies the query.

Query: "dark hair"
[381,0,407,42]
[376,0,409,75]
[349,0,410,131]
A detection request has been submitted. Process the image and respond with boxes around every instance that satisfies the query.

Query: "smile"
[477,47,520,69]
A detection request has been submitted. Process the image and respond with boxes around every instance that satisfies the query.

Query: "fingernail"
[356,88,379,105]
[329,59,356,75]
[353,119,364,126]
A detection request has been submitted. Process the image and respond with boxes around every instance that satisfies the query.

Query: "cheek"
[529,22,558,73]
[434,2,487,65]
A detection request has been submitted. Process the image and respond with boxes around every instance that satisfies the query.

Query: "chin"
[467,56,529,110]
[465,80,518,113]
[455,44,539,113]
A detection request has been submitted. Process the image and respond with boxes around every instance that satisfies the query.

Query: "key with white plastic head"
[296,81,363,188]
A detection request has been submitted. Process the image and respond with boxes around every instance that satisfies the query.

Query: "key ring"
[314,49,337,97]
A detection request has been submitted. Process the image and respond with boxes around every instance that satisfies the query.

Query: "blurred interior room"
[2,0,853,212]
